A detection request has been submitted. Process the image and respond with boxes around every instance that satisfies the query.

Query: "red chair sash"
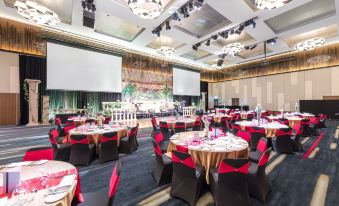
[101,135,118,143]
[55,118,61,126]
[152,142,162,156]
[154,133,164,144]
[70,137,89,145]
[151,118,157,127]
[175,145,189,153]
[236,131,250,142]
[218,161,248,174]
[160,122,169,129]
[49,130,59,145]
[249,127,266,135]
[172,153,195,169]
[276,129,292,136]
[175,123,186,129]
[257,139,267,153]
[193,121,202,127]
[23,148,54,161]
[108,162,120,198]
[258,152,270,167]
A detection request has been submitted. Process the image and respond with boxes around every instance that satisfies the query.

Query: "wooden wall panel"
[202,43,339,82]
[0,93,20,125]
[0,18,46,56]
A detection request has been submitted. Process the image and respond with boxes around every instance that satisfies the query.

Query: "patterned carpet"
[0,121,338,206]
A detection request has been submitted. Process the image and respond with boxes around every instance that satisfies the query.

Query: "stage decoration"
[156,46,175,57]
[128,0,163,19]
[255,0,292,10]
[295,38,325,52]
[14,0,60,26]
[122,53,173,101]
[222,42,244,56]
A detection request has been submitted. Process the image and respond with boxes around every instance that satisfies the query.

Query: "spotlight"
[212,35,218,40]
[267,39,277,45]
[229,29,235,35]
[188,2,194,12]
[193,0,204,10]
[165,21,171,30]
[250,44,257,50]
[193,45,198,51]
[205,39,210,46]
[235,24,245,35]
[217,59,224,66]
[220,31,228,39]
[244,46,250,50]
[183,7,189,18]
[245,19,256,28]
[172,12,180,21]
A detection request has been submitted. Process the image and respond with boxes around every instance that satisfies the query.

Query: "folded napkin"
[58,174,76,188]
[6,161,32,168]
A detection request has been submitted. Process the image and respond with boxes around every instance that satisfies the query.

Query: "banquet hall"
[0,0,339,205]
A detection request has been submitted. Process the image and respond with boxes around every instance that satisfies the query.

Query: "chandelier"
[255,0,292,10]
[295,38,325,52]
[211,64,223,70]
[14,0,60,26]
[156,46,174,57]
[222,43,244,56]
[128,0,163,19]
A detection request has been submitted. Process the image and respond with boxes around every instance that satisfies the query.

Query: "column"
[25,79,41,127]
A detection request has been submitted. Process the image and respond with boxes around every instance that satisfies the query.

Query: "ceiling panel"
[265,0,336,34]
[204,57,230,65]
[238,43,272,59]
[174,4,232,38]
[4,0,73,24]
[146,35,185,49]
[212,32,256,49]
[95,13,144,42]
[181,49,212,61]
[283,24,337,47]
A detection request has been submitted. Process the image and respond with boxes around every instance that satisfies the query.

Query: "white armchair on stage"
[111,109,137,122]
[183,106,196,117]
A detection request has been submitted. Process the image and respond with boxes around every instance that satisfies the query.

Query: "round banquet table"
[0,161,78,206]
[236,121,289,138]
[266,116,302,128]
[67,117,95,126]
[207,114,230,123]
[160,117,195,129]
[68,124,128,146]
[167,131,249,183]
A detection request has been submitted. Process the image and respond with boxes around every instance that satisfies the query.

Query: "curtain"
[19,55,47,125]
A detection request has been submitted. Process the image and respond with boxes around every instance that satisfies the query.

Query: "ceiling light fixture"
[295,38,325,52]
[165,21,171,30]
[193,0,204,10]
[14,0,60,26]
[156,46,175,57]
[222,43,244,56]
[128,0,163,19]
[255,0,292,10]
[211,64,223,70]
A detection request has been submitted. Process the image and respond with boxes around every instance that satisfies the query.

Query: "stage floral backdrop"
[122,53,173,101]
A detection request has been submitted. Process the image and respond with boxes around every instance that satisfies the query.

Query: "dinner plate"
[44,191,68,203]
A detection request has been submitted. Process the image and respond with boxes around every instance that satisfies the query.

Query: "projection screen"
[47,42,122,92]
[173,68,200,96]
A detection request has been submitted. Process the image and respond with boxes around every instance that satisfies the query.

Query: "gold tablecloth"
[0,161,77,206]
[68,127,127,146]
[208,115,230,123]
[160,119,194,130]
[167,131,249,183]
